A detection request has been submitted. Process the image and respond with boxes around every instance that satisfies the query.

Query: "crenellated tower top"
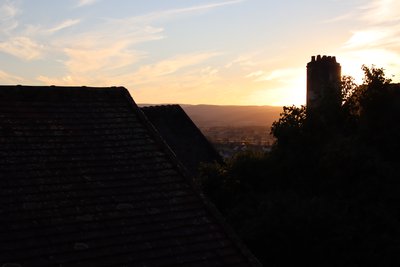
[306,55,341,111]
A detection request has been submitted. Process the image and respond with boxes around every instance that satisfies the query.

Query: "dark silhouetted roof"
[141,105,223,177]
[0,86,260,267]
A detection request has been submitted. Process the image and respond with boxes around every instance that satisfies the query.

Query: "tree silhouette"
[199,65,400,266]
[270,105,306,148]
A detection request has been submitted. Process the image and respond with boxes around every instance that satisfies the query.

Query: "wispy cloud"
[225,53,258,69]
[0,0,19,34]
[0,1,45,60]
[132,52,220,83]
[360,0,400,24]
[4,0,245,103]
[0,16,80,60]
[49,21,164,77]
[326,0,400,25]
[0,36,44,60]
[336,0,400,82]
[170,0,244,13]
[63,41,144,74]
[0,0,17,18]
[249,68,301,83]
[0,69,24,84]
[132,0,244,22]
[341,0,400,49]
[323,13,353,24]
[37,51,220,88]
[76,0,99,7]
[104,0,245,27]
[35,1,237,86]
[344,29,395,48]
[246,70,265,78]
[45,19,81,34]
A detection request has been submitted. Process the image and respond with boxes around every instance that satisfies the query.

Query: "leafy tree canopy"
[199,65,400,266]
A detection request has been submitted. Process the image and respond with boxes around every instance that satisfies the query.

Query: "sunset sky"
[1,0,399,106]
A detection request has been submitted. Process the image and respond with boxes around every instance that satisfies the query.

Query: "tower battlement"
[309,55,337,64]
[307,55,341,110]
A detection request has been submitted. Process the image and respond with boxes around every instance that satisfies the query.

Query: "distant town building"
[307,55,341,111]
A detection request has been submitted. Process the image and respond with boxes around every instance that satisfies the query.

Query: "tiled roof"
[0,86,260,267]
[141,105,223,177]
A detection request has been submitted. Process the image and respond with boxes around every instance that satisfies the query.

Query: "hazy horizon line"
[138,103,288,107]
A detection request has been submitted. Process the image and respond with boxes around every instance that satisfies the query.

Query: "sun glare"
[339,50,400,85]
[340,60,365,84]
[246,70,306,106]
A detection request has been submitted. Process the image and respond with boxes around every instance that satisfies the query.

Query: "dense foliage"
[199,66,400,266]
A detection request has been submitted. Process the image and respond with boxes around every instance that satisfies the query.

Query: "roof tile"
[0,86,260,266]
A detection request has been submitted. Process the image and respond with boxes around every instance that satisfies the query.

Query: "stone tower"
[307,55,341,110]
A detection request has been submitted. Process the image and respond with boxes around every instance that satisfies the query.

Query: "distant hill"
[139,104,283,128]
[181,105,282,128]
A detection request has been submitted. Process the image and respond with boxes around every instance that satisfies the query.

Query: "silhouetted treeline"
[199,66,400,266]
